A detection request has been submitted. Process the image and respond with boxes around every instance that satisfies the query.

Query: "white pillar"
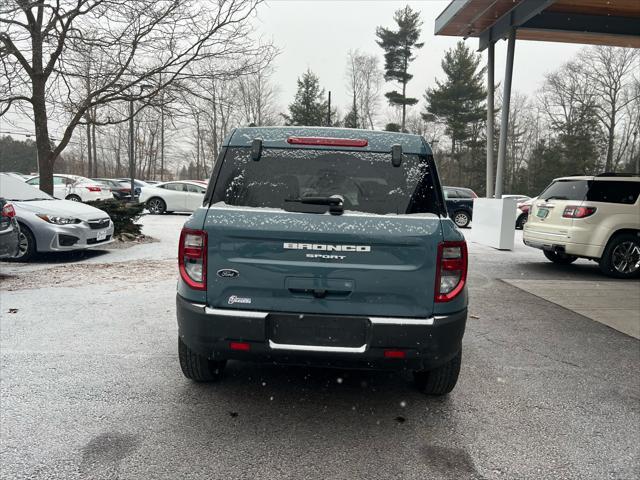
[495,29,516,199]
[486,42,495,198]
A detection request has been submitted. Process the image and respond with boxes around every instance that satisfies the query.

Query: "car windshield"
[0,173,54,201]
[539,180,589,201]
[211,147,440,215]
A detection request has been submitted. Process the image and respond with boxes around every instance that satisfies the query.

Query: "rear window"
[539,180,589,201]
[211,147,440,215]
[586,181,640,204]
[540,179,640,204]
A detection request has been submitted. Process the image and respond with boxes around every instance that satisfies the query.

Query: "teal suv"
[176,127,468,395]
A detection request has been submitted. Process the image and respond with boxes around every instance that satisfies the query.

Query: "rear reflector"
[230,342,250,351]
[435,241,468,303]
[384,349,406,359]
[562,206,596,218]
[287,136,368,147]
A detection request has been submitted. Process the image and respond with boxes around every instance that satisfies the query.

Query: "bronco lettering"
[284,242,371,252]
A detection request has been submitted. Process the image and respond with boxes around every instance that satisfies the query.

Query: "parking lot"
[1,214,639,480]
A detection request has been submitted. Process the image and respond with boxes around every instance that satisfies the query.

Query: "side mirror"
[391,144,402,167]
[251,138,263,161]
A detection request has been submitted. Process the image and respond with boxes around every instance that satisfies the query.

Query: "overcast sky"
[2,0,588,138]
[256,0,585,116]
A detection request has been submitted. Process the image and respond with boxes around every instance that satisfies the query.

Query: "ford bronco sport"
[524,174,640,278]
[176,127,468,395]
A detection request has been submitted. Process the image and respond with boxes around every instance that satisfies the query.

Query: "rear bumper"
[0,222,20,259]
[177,294,467,371]
[523,230,603,259]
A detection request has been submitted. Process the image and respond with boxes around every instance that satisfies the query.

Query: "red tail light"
[85,186,101,192]
[562,206,596,218]
[435,241,468,303]
[179,228,207,290]
[518,204,530,213]
[230,342,250,351]
[287,137,368,147]
[2,203,16,218]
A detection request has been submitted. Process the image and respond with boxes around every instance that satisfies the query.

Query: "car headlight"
[36,214,81,225]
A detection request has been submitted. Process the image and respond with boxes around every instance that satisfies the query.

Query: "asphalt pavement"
[1,215,638,480]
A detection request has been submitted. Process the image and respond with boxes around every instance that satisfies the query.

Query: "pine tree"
[376,5,424,132]
[283,69,329,126]
[423,41,487,156]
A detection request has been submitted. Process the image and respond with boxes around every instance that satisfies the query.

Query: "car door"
[443,188,458,215]
[162,182,187,211]
[26,176,66,199]
[184,183,206,211]
[455,189,475,213]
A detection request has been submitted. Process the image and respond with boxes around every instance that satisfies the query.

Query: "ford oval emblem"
[217,269,239,278]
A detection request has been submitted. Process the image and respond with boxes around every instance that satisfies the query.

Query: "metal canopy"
[435,0,639,198]
[435,0,640,51]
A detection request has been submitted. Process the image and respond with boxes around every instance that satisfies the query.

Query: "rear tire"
[178,337,226,382]
[543,250,577,265]
[414,350,461,396]
[516,213,527,230]
[66,194,81,202]
[453,211,471,228]
[598,233,640,279]
[147,197,166,215]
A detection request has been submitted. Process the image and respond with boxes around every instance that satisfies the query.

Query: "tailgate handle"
[288,288,351,299]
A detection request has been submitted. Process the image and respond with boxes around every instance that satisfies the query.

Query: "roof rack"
[595,172,640,177]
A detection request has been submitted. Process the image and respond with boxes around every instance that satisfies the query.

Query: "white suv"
[523,175,640,279]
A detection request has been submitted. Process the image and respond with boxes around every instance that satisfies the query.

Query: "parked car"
[25,174,113,202]
[116,178,148,196]
[139,180,207,214]
[0,174,114,261]
[515,197,535,230]
[176,127,468,396]
[92,178,135,201]
[523,174,640,278]
[0,198,20,259]
[443,186,477,228]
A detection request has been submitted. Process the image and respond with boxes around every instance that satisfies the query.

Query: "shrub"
[87,199,145,236]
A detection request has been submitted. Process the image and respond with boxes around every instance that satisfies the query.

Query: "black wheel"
[413,350,461,396]
[452,211,471,228]
[543,250,578,265]
[178,336,226,382]
[65,194,81,202]
[147,197,166,215]
[516,213,527,230]
[599,233,640,279]
[11,224,37,262]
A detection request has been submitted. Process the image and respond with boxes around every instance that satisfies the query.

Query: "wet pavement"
[1,215,638,479]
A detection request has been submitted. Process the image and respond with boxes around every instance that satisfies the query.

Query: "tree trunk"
[32,78,55,195]
[605,112,615,172]
[91,121,98,177]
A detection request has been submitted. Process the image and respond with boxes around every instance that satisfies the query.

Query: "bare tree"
[237,65,279,126]
[578,46,640,171]
[0,0,265,194]
[345,50,382,129]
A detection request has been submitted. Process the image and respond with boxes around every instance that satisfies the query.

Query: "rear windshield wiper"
[284,195,344,215]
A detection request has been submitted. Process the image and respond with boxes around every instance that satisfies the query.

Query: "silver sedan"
[0,174,114,261]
